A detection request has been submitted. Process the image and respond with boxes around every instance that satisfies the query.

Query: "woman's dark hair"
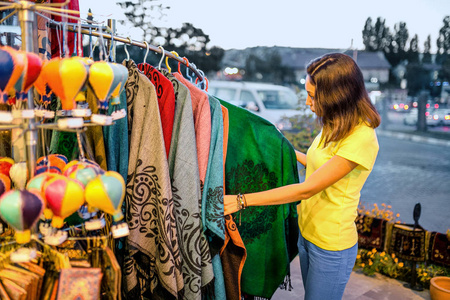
[306,52,381,146]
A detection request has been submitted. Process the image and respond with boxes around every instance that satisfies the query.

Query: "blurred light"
[433,114,439,120]
[224,67,239,75]
[443,81,449,86]
[425,111,430,116]
[426,103,430,109]
[445,115,450,120]
[404,104,409,110]
[436,81,442,86]
[205,52,211,56]
[399,103,404,109]
[393,104,399,110]
[413,101,418,107]
[300,78,306,84]
[434,103,439,109]
[370,77,378,83]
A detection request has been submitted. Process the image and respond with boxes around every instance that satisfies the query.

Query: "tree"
[362,17,374,51]
[362,17,390,51]
[436,16,450,64]
[384,22,409,68]
[115,1,224,74]
[407,34,420,64]
[422,35,432,64]
[116,0,170,45]
[405,63,430,96]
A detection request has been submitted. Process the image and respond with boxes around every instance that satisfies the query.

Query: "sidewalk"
[377,128,450,147]
[272,256,431,300]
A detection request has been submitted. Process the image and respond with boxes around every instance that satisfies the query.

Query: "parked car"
[403,108,448,126]
[208,80,306,130]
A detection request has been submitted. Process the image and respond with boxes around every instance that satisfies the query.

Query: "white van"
[207,80,305,130]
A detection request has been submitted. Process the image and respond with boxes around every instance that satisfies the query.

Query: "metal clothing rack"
[46,21,207,83]
[0,0,207,177]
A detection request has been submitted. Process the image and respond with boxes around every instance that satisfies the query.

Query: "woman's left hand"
[224,195,240,215]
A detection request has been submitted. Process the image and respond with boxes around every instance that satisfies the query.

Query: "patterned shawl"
[121,60,183,299]
[202,95,225,243]
[172,73,211,188]
[137,63,175,157]
[219,99,300,299]
[161,70,214,299]
[203,95,226,300]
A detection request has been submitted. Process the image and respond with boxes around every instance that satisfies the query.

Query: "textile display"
[389,223,427,262]
[161,69,215,299]
[56,268,102,300]
[219,98,300,299]
[429,231,450,266]
[356,214,387,251]
[120,60,183,299]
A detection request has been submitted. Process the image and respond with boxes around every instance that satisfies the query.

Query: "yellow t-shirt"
[297,123,379,251]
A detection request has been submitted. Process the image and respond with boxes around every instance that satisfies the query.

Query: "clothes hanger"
[143,41,149,65]
[183,57,193,82]
[157,45,165,70]
[178,57,188,75]
[165,51,180,73]
[124,37,131,61]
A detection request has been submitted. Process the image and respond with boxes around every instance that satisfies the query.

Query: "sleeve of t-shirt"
[335,125,379,171]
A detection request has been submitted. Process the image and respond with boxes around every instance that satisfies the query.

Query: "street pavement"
[273,255,431,300]
[272,119,450,299]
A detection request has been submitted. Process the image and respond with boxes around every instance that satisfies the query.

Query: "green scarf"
[219,99,300,299]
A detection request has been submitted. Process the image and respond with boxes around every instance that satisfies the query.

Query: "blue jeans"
[297,231,357,300]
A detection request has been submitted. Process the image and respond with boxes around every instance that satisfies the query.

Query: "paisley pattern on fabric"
[225,159,278,243]
[162,70,214,299]
[207,186,226,234]
[121,60,183,299]
[171,183,208,297]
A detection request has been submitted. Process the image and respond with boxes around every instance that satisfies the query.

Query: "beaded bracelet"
[236,193,247,225]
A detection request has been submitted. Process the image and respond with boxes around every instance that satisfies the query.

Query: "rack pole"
[49,23,205,82]
[18,1,37,177]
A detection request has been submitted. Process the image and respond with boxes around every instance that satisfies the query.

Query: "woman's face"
[305,75,316,113]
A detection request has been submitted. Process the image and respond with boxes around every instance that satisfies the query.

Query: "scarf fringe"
[201,278,215,300]
[278,274,293,291]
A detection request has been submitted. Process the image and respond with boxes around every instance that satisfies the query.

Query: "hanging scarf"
[103,90,129,181]
[219,99,300,299]
[137,63,175,157]
[121,60,183,299]
[161,70,214,299]
[172,73,211,190]
[218,104,247,300]
[201,95,225,244]
[202,95,226,300]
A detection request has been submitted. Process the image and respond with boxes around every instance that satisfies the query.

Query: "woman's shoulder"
[353,122,377,136]
[343,122,378,146]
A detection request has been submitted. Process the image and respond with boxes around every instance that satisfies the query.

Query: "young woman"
[224,53,381,300]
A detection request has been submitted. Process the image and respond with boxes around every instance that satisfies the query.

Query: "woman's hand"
[224,195,240,215]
